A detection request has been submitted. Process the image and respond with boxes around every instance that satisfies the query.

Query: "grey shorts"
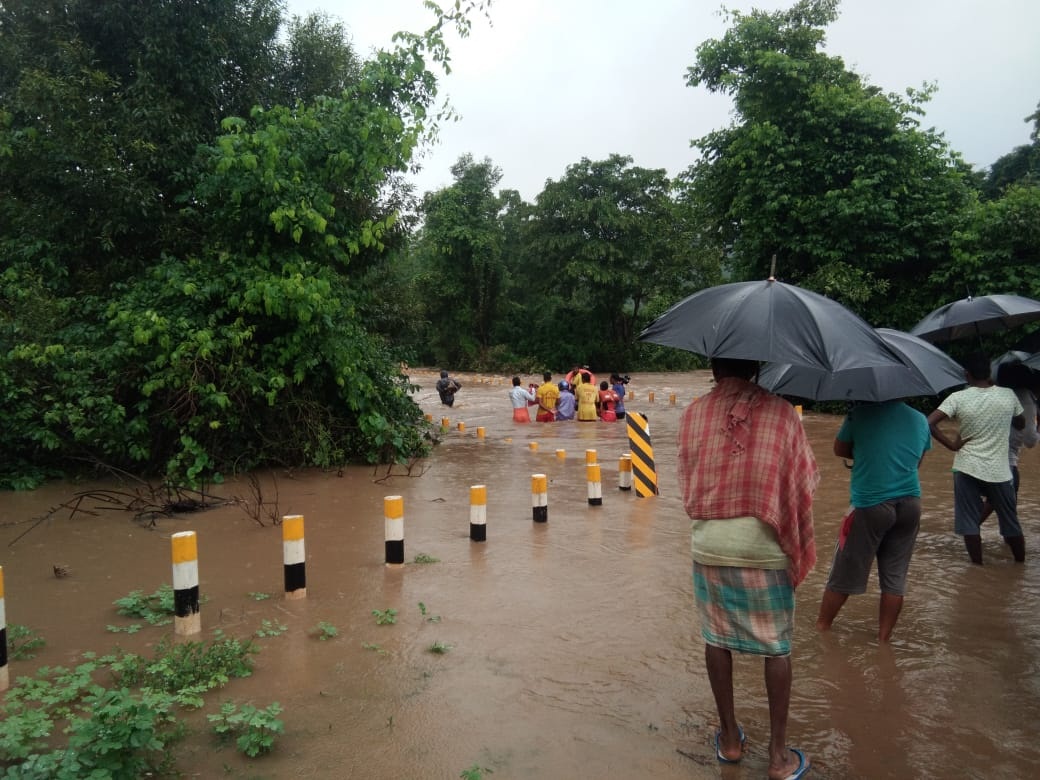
[953,471,1021,537]
[825,497,921,596]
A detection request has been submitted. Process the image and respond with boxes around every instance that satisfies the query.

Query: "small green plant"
[248,591,272,601]
[113,585,176,626]
[313,621,338,640]
[372,608,398,626]
[418,602,441,622]
[413,552,440,564]
[106,623,143,634]
[361,642,387,655]
[428,641,452,655]
[255,619,287,638]
[460,764,493,779]
[208,701,284,757]
[5,624,46,660]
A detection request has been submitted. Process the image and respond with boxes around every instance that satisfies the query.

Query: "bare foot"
[767,747,808,779]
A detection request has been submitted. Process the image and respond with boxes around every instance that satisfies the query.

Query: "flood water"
[2,369,1039,779]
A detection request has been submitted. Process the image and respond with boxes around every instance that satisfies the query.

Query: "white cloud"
[286,0,1040,200]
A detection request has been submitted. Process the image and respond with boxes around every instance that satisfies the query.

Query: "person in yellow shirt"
[535,372,560,422]
[575,371,599,421]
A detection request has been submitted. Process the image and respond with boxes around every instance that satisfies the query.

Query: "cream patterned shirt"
[938,386,1023,482]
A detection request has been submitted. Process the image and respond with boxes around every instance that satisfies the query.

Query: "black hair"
[961,353,990,382]
[710,357,759,381]
[543,371,552,382]
[996,361,1032,388]
[512,376,521,386]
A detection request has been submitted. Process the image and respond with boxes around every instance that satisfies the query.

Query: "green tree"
[981,103,1040,199]
[684,0,973,326]
[0,0,485,487]
[416,155,510,367]
[521,154,716,369]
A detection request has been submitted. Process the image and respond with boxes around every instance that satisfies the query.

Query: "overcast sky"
[284,0,1040,201]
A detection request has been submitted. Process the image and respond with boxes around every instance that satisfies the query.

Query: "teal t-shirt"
[836,401,932,508]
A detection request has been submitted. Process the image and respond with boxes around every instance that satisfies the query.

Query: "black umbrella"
[909,294,1040,344]
[638,278,905,371]
[1023,352,1040,372]
[757,328,966,401]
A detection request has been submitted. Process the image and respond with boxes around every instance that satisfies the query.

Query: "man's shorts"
[825,497,921,596]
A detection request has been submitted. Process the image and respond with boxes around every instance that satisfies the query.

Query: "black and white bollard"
[531,474,548,523]
[282,514,306,599]
[384,495,405,565]
[0,565,7,692]
[470,485,487,542]
[171,531,201,636]
[618,454,633,491]
[586,463,603,506]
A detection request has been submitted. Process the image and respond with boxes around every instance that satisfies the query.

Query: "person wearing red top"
[677,358,818,780]
[597,380,619,422]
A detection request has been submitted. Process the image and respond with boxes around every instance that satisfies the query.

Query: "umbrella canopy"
[991,350,1031,379]
[909,294,1040,344]
[1023,352,1040,372]
[757,328,966,402]
[638,278,905,371]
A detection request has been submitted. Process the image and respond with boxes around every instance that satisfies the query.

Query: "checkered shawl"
[678,377,819,586]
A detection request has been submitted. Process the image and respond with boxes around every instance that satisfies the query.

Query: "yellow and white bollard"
[585,448,598,466]
[531,474,548,523]
[171,531,201,636]
[669,393,677,405]
[795,404,803,419]
[477,426,486,440]
[470,485,487,542]
[384,496,405,566]
[529,441,539,452]
[457,421,466,433]
[618,454,633,491]
[441,416,450,430]
[648,391,655,403]
[556,448,566,460]
[586,463,603,507]
[282,515,306,600]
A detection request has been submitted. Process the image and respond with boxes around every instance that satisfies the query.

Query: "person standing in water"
[677,358,817,779]
[509,376,536,423]
[436,370,461,407]
[575,371,599,421]
[535,372,560,422]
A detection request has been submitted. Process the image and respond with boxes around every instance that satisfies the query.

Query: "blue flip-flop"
[713,725,746,763]
[783,747,811,779]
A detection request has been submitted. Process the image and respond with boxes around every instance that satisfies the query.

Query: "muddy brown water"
[2,370,1039,779]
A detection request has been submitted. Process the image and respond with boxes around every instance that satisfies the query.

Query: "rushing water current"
[2,369,1038,779]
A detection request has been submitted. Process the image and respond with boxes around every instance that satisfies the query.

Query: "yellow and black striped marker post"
[626,412,659,497]
[531,474,548,523]
[586,463,603,506]
[171,531,201,636]
[0,565,8,691]
[282,515,306,600]
[384,496,405,566]
[618,454,633,491]
[470,485,487,542]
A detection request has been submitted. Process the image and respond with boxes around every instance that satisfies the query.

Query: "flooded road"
[2,369,1038,778]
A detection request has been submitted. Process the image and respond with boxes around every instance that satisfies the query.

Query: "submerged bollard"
[171,531,201,636]
[531,474,548,523]
[529,441,539,452]
[441,416,450,430]
[795,404,804,419]
[424,413,433,422]
[477,426,486,440]
[457,421,466,432]
[0,566,7,691]
[282,514,306,600]
[556,448,566,460]
[585,448,598,466]
[618,454,633,491]
[384,496,405,565]
[470,485,487,542]
[648,391,656,403]
[586,463,603,506]
[669,393,677,405]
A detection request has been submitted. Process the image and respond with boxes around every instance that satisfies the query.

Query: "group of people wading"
[507,368,628,423]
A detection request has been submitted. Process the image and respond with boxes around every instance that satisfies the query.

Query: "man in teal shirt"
[816,400,931,642]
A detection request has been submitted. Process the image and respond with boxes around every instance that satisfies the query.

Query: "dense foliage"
[0,0,484,488]
[1,0,1037,489]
